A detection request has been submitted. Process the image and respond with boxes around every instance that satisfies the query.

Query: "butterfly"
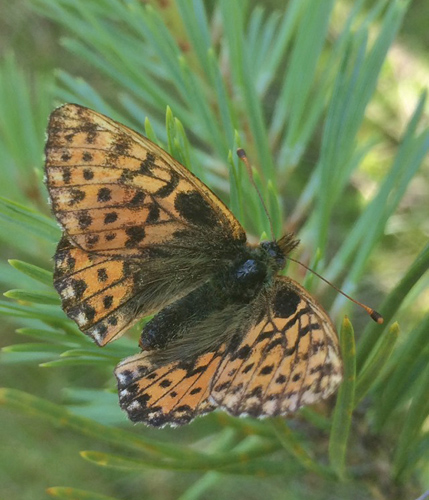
[45,103,343,427]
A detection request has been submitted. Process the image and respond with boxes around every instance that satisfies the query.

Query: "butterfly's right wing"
[210,277,342,417]
[115,345,226,426]
[114,277,342,426]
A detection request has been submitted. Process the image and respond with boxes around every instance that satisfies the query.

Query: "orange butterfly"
[45,104,342,427]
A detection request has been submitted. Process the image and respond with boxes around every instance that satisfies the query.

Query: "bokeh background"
[0,1,428,499]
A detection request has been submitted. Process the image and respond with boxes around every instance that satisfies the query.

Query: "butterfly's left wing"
[45,103,245,258]
[45,104,247,345]
[210,276,342,417]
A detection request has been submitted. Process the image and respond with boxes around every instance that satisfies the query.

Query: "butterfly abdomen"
[139,281,223,350]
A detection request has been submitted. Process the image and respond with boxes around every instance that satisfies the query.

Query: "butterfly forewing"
[45,103,245,257]
[210,277,342,417]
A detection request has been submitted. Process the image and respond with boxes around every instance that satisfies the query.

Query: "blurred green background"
[0,1,428,499]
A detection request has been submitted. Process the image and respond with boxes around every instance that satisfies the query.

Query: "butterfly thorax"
[219,239,287,298]
[232,233,299,286]
[139,234,299,355]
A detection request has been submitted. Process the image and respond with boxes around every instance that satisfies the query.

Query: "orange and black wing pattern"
[210,276,342,417]
[45,104,246,345]
[115,276,342,426]
[53,235,148,345]
[116,345,226,426]
[45,103,245,256]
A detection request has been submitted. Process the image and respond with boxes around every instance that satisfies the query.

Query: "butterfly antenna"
[237,148,275,240]
[287,256,384,324]
[237,149,382,325]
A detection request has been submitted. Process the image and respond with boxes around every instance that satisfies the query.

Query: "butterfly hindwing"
[210,276,342,417]
[115,346,226,427]
[53,235,149,345]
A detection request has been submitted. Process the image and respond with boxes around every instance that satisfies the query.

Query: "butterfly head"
[259,233,299,272]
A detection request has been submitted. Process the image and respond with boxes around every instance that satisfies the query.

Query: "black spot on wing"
[55,277,87,303]
[108,315,118,326]
[103,295,113,309]
[259,364,274,375]
[62,168,71,183]
[125,226,145,247]
[97,268,108,282]
[86,234,99,248]
[97,187,112,203]
[111,134,131,157]
[230,382,244,395]
[81,122,98,144]
[129,191,145,207]
[97,324,108,337]
[284,307,311,329]
[273,286,300,318]
[104,212,118,224]
[311,362,333,376]
[266,337,284,352]
[249,386,263,398]
[81,303,96,323]
[298,322,321,338]
[213,381,230,393]
[69,188,85,205]
[139,153,156,175]
[72,279,88,300]
[86,130,97,144]
[78,211,92,229]
[54,248,76,277]
[83,168,94,180]
[256,329,273,343]
[226,333,241,354]
[232,345,251,361]
[242,363,254,374]
[146,204,160,223]
[174,190,219,227]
